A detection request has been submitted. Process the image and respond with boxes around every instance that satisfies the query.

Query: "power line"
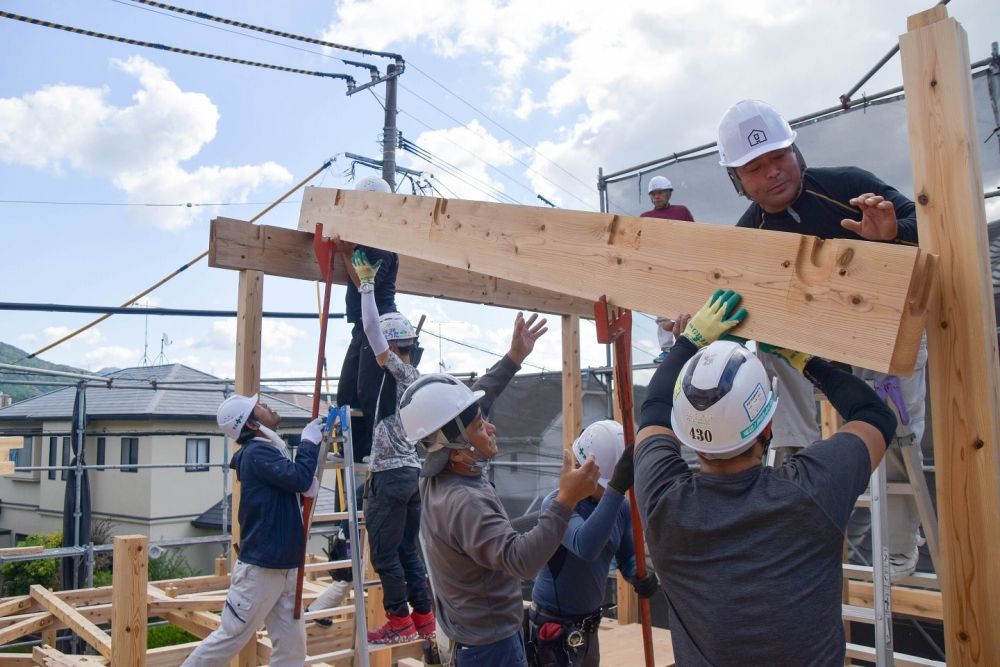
[0,199,300,208]
[399,137,520,205]
[126,0,402,61]
[0,10,356,87]
[0,302,346,320]
[421,328,548,373]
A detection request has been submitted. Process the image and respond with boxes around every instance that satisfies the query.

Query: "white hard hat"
[572,420,625,488]
[400,373,485,444]
[648,175,673,193]
[355,175,392,193]
[379,312,416,341]
[671,341,778,459]
[717,99,797,168]
[218,393,258,439]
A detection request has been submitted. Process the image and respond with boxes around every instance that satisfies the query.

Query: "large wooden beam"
[561,315,582,451]
[900,6,1000,664]
[112,535,148,666]
[29,586,111,660]
[209,217,594,317]
[232,269,263,667]
[299,189,935,374]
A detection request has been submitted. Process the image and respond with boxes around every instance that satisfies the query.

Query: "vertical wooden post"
[215,555,229,577]
[610,344,638,627]
[111,535,148,667]
[900,7,1000,664]
[232,269,263,667]
[561,315,582,451]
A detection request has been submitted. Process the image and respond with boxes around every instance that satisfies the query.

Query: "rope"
[25,159,334,360]
[0,11,355,86]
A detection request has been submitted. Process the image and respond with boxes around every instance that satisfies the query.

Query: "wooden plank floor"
[596,622,675,666]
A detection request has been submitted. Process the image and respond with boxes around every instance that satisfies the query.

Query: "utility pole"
[382,62,400,191]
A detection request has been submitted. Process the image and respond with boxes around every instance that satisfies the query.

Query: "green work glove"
[758,343,813,374]
[681,289,747,348]
[351,249,382,293]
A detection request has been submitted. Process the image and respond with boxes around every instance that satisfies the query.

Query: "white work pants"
[181,561,306,667]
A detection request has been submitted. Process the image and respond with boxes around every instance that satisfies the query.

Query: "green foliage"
[0,532,62,595]
[0,341,90,403]
[147,548,202,582]
[92,569,112,587]
[148,623,199,648]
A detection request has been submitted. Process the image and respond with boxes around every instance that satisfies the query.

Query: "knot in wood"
[918,194,930,206]
[781,260,791,268]
[850,295,863,306]
[974,438,985,450]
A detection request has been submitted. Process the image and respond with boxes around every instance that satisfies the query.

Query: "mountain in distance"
[0,341,89,403]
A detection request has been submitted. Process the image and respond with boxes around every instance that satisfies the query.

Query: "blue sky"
[1,0,997,392]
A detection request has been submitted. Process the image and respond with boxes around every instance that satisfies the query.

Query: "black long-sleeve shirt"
[736,166,918,245]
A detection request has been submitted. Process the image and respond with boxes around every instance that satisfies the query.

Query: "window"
[120,437,138,473]
[185,438,210,472]
[61,437,71,481]
[96,437,106,471]
[48,437,57,480]
[7,449,17,463]
[17,436,32,468]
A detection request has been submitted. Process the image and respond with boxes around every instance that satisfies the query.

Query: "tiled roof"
[191,484,342,530]
[0,364,311,423]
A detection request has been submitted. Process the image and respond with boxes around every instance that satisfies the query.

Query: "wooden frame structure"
[0,6,994,666]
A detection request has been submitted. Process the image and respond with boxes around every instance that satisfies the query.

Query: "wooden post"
[214,555,229,577]
[232,269,263,667]
[610,374,639,626]
[111,535,148,666]
[900,7,1000,664]
[561,315,582,451]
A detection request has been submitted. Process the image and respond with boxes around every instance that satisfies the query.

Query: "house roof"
[0,364,312,424]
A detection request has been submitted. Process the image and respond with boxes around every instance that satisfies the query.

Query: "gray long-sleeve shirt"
[420,472,571,646]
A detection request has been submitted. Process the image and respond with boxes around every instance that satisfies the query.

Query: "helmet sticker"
[740,393,776,440]
[743,383,766,422]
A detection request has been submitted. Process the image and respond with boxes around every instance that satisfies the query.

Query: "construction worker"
[335,175,400,463]
[717,98,927,580]
[640,175,694,221]
[632,288,897,665]
[401,375,600,667]
[182,395,323,667]
[640,176,692,363]
[527,420,658,667]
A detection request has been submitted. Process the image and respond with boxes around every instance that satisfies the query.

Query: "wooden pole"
[900,7,1000,664]
[111,535,148,666]
[561,315,582,451]
[232,269,264,667]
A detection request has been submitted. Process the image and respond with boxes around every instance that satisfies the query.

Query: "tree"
[0,532,62,595]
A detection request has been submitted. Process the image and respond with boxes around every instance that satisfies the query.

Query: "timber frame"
[1,6,993,666]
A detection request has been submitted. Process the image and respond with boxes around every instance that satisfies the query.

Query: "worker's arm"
[471,312,548,415]
[253,435,320,494]
[762,345,897,472]
[549,489,626,561]
[353,250,391,366]
[334,236,361,289]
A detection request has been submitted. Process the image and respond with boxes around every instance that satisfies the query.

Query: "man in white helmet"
[527,420,658,667]
[630,288,897,666]
[718,99,928,580]
[640,175,694,222]
[335,175,400,464]
[182,396,324,667]
[402,374,600,667]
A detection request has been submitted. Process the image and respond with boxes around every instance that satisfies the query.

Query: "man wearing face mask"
[401,373,601,667]
[182,396,322,667]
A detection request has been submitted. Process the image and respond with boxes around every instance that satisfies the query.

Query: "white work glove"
[303,476,320,498]
[301,417,325,445]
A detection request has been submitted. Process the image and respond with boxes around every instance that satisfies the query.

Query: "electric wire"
[0,10,356,86]
[0,199,300,208]
[421,328,548,373]
[21,158,334,362]
[399,137,520,205]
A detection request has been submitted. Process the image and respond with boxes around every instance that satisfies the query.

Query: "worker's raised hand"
[682,289,747,348]
[351,249,382,293]
[331,234,357,258]
[301,417,325,445]
[841,193,898,241]
[508,311,548,365]
[758,343,813,374]
[555,449,599,506]
[608,443,635,494]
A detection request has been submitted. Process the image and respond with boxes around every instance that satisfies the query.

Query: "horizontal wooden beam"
[209,217,595,318]
[847,581,943,621]
[299,189,936,373]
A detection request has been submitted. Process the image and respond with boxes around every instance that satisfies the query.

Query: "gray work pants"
[181,560,306,667]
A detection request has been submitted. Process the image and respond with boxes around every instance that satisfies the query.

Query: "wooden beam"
[32,645,108,666]
[0,595,33,617]
[29,586,111,660]
[112,536,148,667]
[299,189,935,374]
[232,269,263,667]
[900,8,1000,665]
[0,612,53,645]
[847,581,943,621]
[148,596,227,614]
[0,546,43,558]
[561,315,582,451]
[0,653,33,665]
[209,217,595,317]
[146,641,200,667]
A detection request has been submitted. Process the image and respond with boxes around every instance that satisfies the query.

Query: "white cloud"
[0,56,291,230]
[83,345,139,368]
[41,326,102,346]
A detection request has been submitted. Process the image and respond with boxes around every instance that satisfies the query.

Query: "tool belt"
[526,602,602,667]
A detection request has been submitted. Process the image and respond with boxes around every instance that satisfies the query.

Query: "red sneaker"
[410,609,436,638]
[368,613,417,645]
